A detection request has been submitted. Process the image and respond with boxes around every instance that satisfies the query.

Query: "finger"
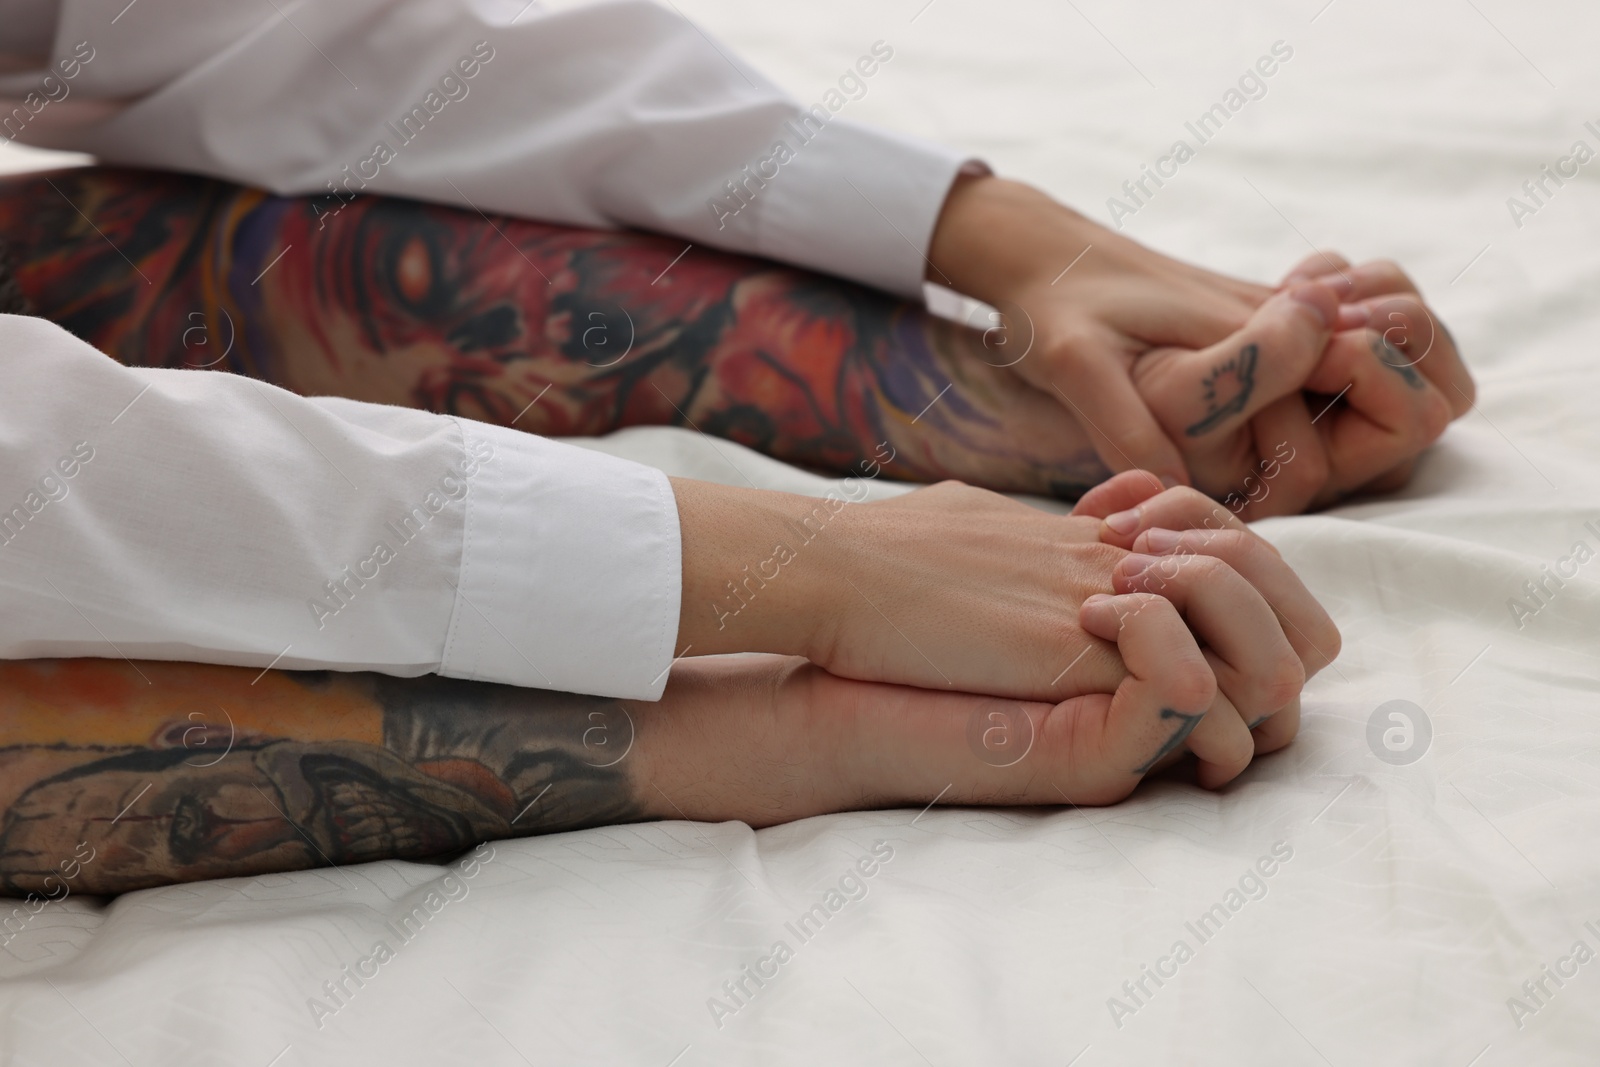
[840,592,1215,811]
[1298,258,1418,302]
[1093,484,1248,551]
[1131,527,1342,678]
[1071,469,1173,520]
[1251,695,1300,755]
[1227,393,1328,521]
[1049,353,1191,488]
[1188,657,1256,788]
[1304,329,1454,495]
[1340,294,1475,416]
[1134,285,1337,445]
[1072,592,1217,802]
[1113,553,1305,728]
[1098,279,1255,352]
[1080,596,1253,790]
[1355,458,1416,496]
[1280,250,1353,287]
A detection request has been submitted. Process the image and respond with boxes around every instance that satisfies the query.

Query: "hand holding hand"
[673,474,1332,788]
[924,173,1475,515]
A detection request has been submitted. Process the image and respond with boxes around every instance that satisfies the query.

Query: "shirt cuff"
[440,417,682,701]
[743,116,983,300]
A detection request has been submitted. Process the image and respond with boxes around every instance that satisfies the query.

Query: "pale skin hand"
[0,645,1293,896]
[671,475,1334,788]
[637,635,1221,822]
[655,507,1328,814]
[1074,472,1345,781]
[925,173,1475,511]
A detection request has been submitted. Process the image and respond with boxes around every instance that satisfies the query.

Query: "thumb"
[1053,358,1191,488]
[1135,284,1337,444]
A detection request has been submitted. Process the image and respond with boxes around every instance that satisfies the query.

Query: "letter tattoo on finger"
[1370,334,1426,389]
[1133,707,1206,774]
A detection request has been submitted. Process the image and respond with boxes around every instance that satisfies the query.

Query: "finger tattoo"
[1371,334,1426,389]
[1133,707,1206,774]
[1185,343,1259,437]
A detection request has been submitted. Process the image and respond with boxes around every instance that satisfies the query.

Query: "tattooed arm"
[0,659,649,896]
[0,639,1278,897]
[0,167,1106,499]
[0,474,1338,897]
[0,168,1461,509]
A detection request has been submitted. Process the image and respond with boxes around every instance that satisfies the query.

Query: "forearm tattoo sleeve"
[0,167,1105,497]
[0,659,645,897]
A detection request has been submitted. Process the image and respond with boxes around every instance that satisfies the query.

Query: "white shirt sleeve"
[0,314,683,700]
[0,0,978,299]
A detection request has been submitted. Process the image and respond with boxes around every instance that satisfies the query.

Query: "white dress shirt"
[0,0,974,699]
[0,314,683,698]
[0,0,970,299]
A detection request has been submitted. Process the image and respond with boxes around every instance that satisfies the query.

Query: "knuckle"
[1255,316,1307,356]
[1296,249,1349,277]
[1210,528,1257,562]
[1182,553,1229,585]
[1422,392,1454,441]
[1280,443,1329,497]
[1254,656,1307,712]
[1167,658,1218,713]
[1301,624,1341,676]
[1153,486,1216,526]
[1049,329,1104,368]
[1121,553,1183,593]
[1363,258,1413,290]
[1215,722,1257,767]
[1388,292,1426,317]
[1318,621,1344,671]
[1081,541,1128,570]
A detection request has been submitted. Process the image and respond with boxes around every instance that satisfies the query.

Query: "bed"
[3,0,1598,1062]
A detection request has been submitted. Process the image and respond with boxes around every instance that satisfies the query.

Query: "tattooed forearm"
[0,167,1106,498]
[1371,334,1426,389]
[0,660,646,896]
[1185,343,1259,437]
[1132,708,1205,774]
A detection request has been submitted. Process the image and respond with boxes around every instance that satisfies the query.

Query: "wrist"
[673,478,855,661]
[927,174,1086,305]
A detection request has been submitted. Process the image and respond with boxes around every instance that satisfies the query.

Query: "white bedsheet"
[3,0,1599,1063]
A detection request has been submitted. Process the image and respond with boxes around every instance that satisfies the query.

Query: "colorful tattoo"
[0,167,1107,497]
[0,659,643,896]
